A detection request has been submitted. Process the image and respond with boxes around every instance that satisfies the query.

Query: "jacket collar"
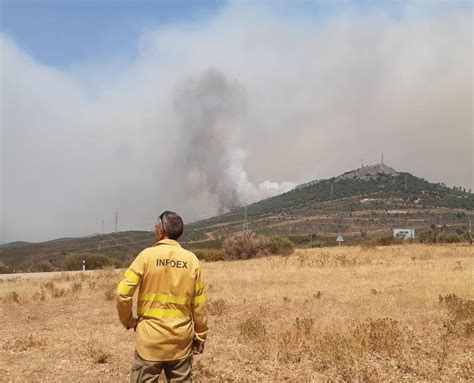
[154,238,182,247]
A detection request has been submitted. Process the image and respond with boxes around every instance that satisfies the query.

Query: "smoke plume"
[174,69,295,211]
[1,2,471,242]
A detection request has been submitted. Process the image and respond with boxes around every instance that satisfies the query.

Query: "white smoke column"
[231,148,296,205]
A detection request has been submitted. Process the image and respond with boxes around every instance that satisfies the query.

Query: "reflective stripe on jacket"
[116,238,208,361]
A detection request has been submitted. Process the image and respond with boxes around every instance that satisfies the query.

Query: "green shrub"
[223,232,265,260]
[265,236,295,256]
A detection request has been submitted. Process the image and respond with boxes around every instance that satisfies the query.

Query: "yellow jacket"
[116,239,208,361]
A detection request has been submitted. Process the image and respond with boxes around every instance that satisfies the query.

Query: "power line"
[0,231,154,256]
[1,210,221,256]
[42,236,155,259]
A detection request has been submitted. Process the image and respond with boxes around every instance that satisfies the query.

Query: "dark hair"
[159,211,184,240]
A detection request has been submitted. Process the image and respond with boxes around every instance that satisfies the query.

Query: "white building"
[393,228,415,239]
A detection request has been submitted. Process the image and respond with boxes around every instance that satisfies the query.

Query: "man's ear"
[159,227,166,239]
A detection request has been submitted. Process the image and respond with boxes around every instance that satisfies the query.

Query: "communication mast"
[114,212,118,232]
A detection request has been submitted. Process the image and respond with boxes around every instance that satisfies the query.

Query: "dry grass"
[0,244,472,382]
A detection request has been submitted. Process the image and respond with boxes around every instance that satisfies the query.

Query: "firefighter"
[116,211,208,382]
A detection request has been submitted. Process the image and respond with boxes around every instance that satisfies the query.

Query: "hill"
[1,163,472,272]
[184,163,473,243]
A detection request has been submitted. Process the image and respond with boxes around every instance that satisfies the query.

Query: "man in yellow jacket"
[116,211,208,382]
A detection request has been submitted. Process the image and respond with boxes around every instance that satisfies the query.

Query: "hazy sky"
[1,1,472,242]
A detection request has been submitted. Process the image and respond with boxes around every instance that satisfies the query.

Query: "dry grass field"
[0,244,472,382]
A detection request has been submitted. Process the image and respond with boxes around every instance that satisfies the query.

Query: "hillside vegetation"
[1,164,472,272]
[185,164,472,243]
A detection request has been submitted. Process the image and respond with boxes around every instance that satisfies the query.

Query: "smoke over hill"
[1,2,472,242]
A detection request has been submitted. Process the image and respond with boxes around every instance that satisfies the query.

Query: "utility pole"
[468,216,473,245]
[381,153,384,164]
[101,220,104,235]
[243,206,249,232]
[114,212,118,232]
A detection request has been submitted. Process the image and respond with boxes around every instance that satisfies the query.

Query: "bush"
[223,232,265,260]
[104,287,115,301]
[2,291,21,303]
[238,318,266,341]
[360,240,377,250]
[353,318,401,355]
[438,233,464,244]
[208,298,227,316]
[265,236,295,256]
[0,261,12,274]
[439,294,474,337]
[418,230,467,244]
[194,249,227,262]
[63,254,117,271]
[377,236,403,246]
[31,261,54,272]
[295,317,314,336]
[310,241,324,248]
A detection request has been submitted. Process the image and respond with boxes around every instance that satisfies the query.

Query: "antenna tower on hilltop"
[381,153,384,164]
[114,212,118,232]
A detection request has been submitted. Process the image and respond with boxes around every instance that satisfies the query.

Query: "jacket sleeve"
[192,263,208,343]
[116,253,144,329]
